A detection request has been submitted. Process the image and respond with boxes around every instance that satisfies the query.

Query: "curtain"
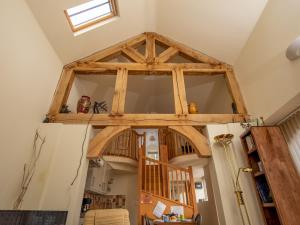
[280,111,300,174]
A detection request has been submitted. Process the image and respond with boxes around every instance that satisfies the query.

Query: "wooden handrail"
[103,129,145,160]
[140,155,195,207]
[159,128,196,160]
[141,156,189,172]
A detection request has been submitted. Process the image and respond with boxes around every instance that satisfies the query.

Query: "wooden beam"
[87,126,130,159]
[150,32,222,65]
[54,113,247,126]
[48,68,75,116]
[156,47,179,63]
[168,126,211,157]
[122,47,146,63]
[225,67,247,114]
[188,166,198,214]
[172,68,188,115]
[73,62,225,73]
[146,33,156,63]
[65,34,146,67]
[111,68,128,114]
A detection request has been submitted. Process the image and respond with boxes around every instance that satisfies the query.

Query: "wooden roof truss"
[47,32,248,127]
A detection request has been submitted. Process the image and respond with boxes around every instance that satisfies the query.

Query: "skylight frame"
[64,0,118,32]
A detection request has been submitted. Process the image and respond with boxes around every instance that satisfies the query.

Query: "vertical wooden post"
[48,68,75,117]
[111,68,128,114]
[188,166,198,214]
[225,67,247,114]
[137,148,143,225]
[146,33,156,63]
[172,68,188,115]
[160,145,169,198]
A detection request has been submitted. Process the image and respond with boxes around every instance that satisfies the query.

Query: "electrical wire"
[70,113,94,186]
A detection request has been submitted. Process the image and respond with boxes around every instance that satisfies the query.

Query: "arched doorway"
[87,125,211,159]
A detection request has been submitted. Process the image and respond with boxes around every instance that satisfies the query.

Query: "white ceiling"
[26,0,268,65]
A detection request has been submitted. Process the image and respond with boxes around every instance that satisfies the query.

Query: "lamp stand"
[215,134,252,225]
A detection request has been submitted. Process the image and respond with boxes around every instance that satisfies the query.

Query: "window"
[279,110,300,174]
[64,0,117,32]
[136,129,160,160]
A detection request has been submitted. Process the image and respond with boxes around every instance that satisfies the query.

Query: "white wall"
[206,123,265,225]
[0,0,62,209]
[17,124,91,225]
[197,163,219,225]
[67,75,116,113]
[156,0,268,64]
[26,0,155,64]
[109,172,138,225]
[235,0,300,123]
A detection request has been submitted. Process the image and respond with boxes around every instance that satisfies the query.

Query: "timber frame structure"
[47,32,248,158]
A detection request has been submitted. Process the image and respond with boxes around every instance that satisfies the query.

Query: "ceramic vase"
[77,96,91,113]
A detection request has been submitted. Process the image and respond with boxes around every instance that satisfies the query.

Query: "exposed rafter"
[65,32,224,67]
[152,32,222,65]
[156,47,179,63]
[121,46,146,63]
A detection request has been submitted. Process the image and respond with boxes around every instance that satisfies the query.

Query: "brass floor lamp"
[214,134,252,225]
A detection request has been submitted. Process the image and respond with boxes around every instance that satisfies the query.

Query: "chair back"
[84,209,130,225]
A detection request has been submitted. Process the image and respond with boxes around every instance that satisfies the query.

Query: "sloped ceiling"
[26,0,268,65]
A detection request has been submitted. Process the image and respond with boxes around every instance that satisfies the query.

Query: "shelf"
[263,202,275,208]
[254,171,265,177]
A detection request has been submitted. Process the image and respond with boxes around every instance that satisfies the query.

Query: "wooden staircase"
[100,129,198,224]
[138,147,197,224]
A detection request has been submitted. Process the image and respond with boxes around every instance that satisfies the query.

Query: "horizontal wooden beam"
[73,62,226,74]
[53,113,247,126]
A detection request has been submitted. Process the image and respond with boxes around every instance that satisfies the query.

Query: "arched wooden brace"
[87,126,131,159]
[168,126,211,157]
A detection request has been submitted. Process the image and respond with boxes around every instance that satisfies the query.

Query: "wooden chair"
[144,216,154,225]
[84,209,131,225]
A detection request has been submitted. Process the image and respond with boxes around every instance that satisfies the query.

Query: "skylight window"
[65,0,117,32]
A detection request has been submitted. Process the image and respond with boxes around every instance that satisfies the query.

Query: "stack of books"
[255,177,273,203]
